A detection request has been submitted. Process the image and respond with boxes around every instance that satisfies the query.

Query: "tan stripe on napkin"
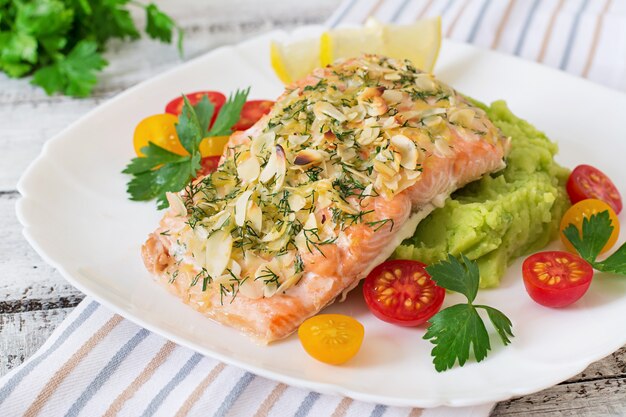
[174,362,226,417]
[254,383,288,417]
[362,0,385,23]
[447,0,471,37]
[582,0,612,77]
[409,408,424,417]
[331,397,353,417]
[24,315,123,417]
[103,341,176,417]
[416,0,435,20]
[491,0,516,49]
[538,0,565,62]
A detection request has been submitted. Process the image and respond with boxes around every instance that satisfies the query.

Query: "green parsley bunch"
[0,0,182,97]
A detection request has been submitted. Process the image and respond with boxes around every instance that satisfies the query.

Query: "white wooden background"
[0,1,624,415]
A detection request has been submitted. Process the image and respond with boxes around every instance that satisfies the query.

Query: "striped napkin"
[329,0,626,92]
[4,1,626,416]
[0,300,494,417]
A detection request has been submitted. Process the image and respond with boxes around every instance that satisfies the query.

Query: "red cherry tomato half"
[196,156,221,178]
[165,91,226,127]
[231,100,274,131]
[522,251,593,308]
[363,260,445,326]
[567,164,622,214]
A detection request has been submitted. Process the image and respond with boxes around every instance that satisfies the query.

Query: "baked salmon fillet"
[142,55,510,343]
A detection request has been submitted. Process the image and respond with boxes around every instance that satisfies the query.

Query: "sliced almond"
[337,144,357,162]
[357,127,380,146]
[276,273,302,294]
[382,89,404,103]
[288,193,307,212]
[373,159,397,178]
[390,134,418,170]
[204,230,232,279]
[208,210,230,232]
[294,149,323,167]
[274,144,287,191]
[383,73,401,81]
[166,192,187,217]
[238,278,264,299]
[237,156,261,182]
[313,101,346,122]
[250,131,275,157]
[448,108,475,127]
[248,200,263,233]
[434,138,455,158]
[261,221,288,242]
[303,212,318,230]
[234,190,253,227]
[414,74,436,91]
[259,147,277,183]
[288,134,310,147]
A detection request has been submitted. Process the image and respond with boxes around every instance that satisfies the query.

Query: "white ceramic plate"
[16,26,626,408]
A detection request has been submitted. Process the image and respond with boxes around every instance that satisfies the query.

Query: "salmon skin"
[142,55,509,343]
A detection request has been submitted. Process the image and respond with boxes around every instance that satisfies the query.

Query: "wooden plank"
[492,346,626,416]
[492,378,626,416]
[0,308,73,377]
[0,192,84,311]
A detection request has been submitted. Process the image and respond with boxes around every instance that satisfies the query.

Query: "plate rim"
[15,27,626,408]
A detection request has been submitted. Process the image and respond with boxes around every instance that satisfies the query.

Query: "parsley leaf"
[209,88,250,136]
[145,3,176,43]
[15,0,74,39]
[424,255,514,372]
[194,95,216,133]
[31,40,107,97]
[127,157,198,209]
[176,96,206,154]
[563,210,626,275]
[595,245,626,275]
[123,142,188,175]
[0,32,38,77]
[562,211,613,263]
[426,254,479,302]
[480,305,514,345]
[423,304,489,372]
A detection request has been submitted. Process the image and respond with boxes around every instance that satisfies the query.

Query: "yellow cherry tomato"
[133,113,187,157]
[199,135,230,157]
[560,199,620,255]
[298,314,364,365]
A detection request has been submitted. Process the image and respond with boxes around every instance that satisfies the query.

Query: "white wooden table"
[1,1,624,415]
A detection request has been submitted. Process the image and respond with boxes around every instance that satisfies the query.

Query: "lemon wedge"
[319,24,386,67]
[380,17,442,72]
[270,17,442,84]
[321,17,442,72]
[270,37,320,85]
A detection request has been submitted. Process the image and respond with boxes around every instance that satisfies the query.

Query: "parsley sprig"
[563,211,626,275]
[0,0,182,97]
[123,88,249,209]
[424,255,514,372]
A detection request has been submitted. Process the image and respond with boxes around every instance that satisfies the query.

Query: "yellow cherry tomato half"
[199,135,230,157]
[298,314,364,365]
[560,198,620,255]
[133,113,187,157]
